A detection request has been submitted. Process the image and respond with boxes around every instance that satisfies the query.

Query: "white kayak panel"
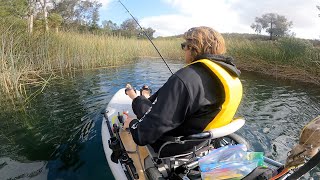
[101,88,137,180]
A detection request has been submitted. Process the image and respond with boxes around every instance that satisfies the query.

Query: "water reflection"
[238,71,320,179]
[0,58,319,179]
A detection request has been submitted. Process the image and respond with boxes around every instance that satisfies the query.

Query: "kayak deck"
[120,129,148,180]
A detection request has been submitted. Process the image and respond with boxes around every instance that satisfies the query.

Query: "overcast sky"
[99,0,320,39]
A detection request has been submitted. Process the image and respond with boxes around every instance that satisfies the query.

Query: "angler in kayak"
[123,26,242,153]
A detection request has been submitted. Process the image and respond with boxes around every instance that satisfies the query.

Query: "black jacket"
[129,54,240,151]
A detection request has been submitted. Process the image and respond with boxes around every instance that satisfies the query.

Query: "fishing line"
[118,0,174,75]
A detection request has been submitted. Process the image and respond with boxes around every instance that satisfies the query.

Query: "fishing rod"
[118,0,174,75]
[286,150,320,180]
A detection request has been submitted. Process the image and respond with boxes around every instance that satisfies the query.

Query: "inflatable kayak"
[101,88,320,180]
[101,88,251,179]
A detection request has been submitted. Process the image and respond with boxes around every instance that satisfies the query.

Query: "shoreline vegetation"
[225,35,320,85]
[1,27,320,97]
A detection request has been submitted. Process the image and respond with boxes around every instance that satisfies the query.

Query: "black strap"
[286,150,320,180]
[159,132,211,143]
[242,166,277,180]
[159,136,183,143]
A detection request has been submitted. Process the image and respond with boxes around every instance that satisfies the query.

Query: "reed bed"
[1,26,320,97]
[137,38,184,60]
[0,27,182,96]
[47,33,182,70]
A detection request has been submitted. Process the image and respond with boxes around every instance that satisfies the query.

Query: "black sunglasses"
[181,42,188,50]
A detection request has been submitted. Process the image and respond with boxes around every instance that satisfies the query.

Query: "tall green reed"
[0,27,182,96]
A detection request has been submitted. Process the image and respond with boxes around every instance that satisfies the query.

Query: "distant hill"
[156,32,320,47]
[156,34,183,39]
[156,32,269,40]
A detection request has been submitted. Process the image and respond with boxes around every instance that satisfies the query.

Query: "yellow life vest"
[189,59,243,131]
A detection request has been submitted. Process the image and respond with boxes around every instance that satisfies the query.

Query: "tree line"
[0,0,156,38]
[251,5,319,41]
[1,1,319,40]
[102,19,155,39]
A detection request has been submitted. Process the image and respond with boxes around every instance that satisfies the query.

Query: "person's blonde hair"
[184,26,226,59]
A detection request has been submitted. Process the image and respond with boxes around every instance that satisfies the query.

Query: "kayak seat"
[159,141,209,159]
[143,119,245,179]
[145,142,208,179]
[144,118,245,179]
[148,118,245,159]
[148,140,209,159]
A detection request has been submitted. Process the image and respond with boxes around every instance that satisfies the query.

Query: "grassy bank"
[225,35,320,84]
[1,28,320,96]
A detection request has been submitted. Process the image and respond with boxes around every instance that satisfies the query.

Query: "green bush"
[277,38,313,63]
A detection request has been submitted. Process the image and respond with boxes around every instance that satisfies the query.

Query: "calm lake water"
[0,59,319,180]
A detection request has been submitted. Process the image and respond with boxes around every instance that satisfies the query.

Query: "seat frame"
[144,118,246,179]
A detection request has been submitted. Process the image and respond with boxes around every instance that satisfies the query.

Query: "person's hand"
[125,84,137,100]
[123,117,134,129]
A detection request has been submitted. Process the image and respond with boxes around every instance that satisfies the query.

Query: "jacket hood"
[195,54,241,77]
